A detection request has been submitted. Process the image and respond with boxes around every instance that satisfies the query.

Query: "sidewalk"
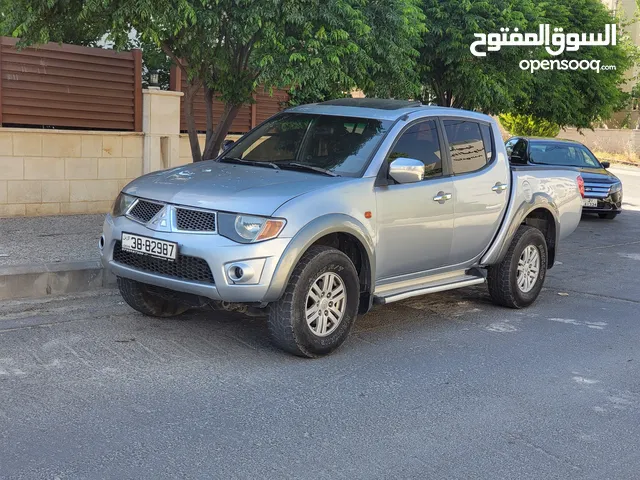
[0,214,113,300]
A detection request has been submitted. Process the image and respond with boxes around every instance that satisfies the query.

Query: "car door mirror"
[388,157,425,184]
[601,161,610,169]
[222,139,235,151]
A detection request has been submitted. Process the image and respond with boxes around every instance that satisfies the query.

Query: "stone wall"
[0,88,180,218]
[0,86,252,217]
[558,128,640,156]
[0,129,143,217]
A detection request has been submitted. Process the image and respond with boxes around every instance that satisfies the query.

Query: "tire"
[598,212,618,220]
[487,225,548,309]
[268,245,360,358]
[117,277,189,317]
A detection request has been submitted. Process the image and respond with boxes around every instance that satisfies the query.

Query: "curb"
[0,260,116,301]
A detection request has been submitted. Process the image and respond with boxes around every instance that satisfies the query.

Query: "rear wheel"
[598,212,618,220]
[117,277,189,317]
[268,246,360,358]
[487,225,548,309]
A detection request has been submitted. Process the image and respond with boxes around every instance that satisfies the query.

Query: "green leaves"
[417,0,636,129]
[2,0,634,145]
[499,113,560,137]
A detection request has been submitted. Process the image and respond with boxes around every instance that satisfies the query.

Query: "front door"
[375,119,454,281]
[442,118,510,266]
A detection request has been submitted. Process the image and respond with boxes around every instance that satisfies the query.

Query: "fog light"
[227,263,254,284]
[99,235,105,250]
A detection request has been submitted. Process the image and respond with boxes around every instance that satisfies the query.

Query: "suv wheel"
[598,212,618,220]
[487,225,548,309]
[117,277,189,317]
[268,245,360,357]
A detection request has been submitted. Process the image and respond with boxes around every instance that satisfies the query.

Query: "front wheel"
[268,246,360,358]
[598,212,618,220]
[487,225,548,309]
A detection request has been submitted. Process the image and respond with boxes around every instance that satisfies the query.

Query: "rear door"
[442,117,510,266]
[375,118,454,281]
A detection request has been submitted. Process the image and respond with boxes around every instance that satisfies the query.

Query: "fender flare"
[481,192,560,267]
[262,214,375,302]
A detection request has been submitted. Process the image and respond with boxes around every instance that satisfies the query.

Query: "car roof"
[287,99,494,122]
[511,136,584,146]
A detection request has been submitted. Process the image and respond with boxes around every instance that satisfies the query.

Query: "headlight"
[112,193,135,217]
[610,182,622,193]
[218,213,286,243]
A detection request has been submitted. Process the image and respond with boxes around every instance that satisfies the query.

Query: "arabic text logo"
[470,24,617,58]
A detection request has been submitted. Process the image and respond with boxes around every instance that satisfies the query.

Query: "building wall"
[0,129,143,216]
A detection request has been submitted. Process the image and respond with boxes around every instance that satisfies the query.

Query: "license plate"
[582,198,598,207]
[121,233,178,260]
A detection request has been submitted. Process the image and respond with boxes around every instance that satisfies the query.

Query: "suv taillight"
[577,175,585,198]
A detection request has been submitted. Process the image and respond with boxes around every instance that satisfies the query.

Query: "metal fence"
[170,66,289,133]
[0,37,142,131]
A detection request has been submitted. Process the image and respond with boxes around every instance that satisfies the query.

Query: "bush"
[499,113,560,138]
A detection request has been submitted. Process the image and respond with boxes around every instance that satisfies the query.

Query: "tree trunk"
[204,85,215,147]
[202,102,243,160]
[184,79,203,162]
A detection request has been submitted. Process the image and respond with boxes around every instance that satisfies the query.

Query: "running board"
[373,275,486,305]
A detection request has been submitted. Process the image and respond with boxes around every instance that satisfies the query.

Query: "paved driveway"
[1,168,639,479]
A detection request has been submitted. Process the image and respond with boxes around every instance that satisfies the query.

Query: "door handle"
[433,191,452,203]
[492,182,508,193]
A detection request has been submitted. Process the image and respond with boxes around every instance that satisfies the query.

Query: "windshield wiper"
[220,157,280,170]
[278,163,339,177]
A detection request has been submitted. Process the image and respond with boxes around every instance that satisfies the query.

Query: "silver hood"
[123,161,352,216]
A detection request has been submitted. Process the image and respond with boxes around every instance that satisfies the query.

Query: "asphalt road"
[1,168,639,480]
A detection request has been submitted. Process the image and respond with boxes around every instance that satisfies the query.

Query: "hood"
[576,166,620,184]
[123,161,352,216]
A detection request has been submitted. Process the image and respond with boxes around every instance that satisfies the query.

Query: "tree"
[4,0,425,162]
[418,0,537,112]
[509,0,636,128]
[499,113,560,137]
[417,0,636,129]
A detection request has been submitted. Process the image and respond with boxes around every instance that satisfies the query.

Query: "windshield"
[220,113,392,176]
[529,142,601,168]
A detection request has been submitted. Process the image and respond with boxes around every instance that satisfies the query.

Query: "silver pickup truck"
[101,99,583,357]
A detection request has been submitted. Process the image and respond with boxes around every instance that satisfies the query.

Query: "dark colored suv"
[506,137,622,219]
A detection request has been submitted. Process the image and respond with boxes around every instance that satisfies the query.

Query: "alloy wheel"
[305,272,347,337]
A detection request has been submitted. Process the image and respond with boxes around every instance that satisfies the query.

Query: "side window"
[443,119,492,174]
[387,120,443,178]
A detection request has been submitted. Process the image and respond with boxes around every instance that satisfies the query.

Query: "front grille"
[128,200,164,223]
[113,241,215,284]
[584,182,611,199]
[176,208,216,232]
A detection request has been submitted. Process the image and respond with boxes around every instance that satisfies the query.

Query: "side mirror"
[222,139,235,151]
[601,161,610,169]
[388,157,425,184]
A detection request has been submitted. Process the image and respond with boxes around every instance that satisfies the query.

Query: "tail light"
[577,175,585,198]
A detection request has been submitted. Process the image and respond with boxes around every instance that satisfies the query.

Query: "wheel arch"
[522,207,557,268]
[482,195,560,269]
[263,214,375,310]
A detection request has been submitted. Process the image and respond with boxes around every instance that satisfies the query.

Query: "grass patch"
[592,151,640,167]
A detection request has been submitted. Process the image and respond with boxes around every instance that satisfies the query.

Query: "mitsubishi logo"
[148,206,171,231]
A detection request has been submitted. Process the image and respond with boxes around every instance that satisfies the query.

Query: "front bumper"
[582,192,623,214]
[101,214,292,303]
